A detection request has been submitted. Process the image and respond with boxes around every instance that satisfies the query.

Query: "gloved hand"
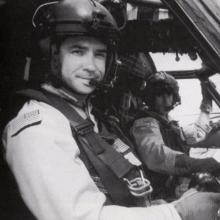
[175,154,220,176]
[173,188,220,220]
[210,120,220,132]
[200,82,213,113]
[189,173,220,193]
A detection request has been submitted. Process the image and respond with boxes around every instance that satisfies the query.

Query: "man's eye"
[70,49,84,55]
[96,52,107,59]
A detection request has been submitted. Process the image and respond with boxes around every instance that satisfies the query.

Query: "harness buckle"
[124,170,153,206]
[74,120,94,136]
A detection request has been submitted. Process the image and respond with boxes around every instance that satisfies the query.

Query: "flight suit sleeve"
[130,117,182,174]
[2,100,181,220]
[183,111,211,145]
[183,92,212,145]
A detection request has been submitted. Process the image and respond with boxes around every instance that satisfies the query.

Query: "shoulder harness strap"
[17,89,139,205]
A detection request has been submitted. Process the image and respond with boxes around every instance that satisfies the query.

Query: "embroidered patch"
[134,119,159,131]
[112,138,142,166]
[144,121,159,129]
[124,152,142,166]
[11,109,42,137]
[113,138,129,153]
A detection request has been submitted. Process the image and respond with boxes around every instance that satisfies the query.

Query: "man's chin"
[80,85,96,94]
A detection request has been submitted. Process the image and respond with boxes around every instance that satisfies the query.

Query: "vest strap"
[44,92,135,178]
[17,89,138,204]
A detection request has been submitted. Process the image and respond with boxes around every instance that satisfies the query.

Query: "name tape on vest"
[11,109,42,137]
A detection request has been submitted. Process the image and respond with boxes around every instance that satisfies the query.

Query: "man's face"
[154,93,174,116]
[58,36,107,95]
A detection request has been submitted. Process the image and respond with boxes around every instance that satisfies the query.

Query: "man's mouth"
[164,105,173,111]
[75,75,102,88]
[81,78,98,87]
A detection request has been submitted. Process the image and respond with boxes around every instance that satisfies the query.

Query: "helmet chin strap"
[89,78,112,91]
[88,53,120,93]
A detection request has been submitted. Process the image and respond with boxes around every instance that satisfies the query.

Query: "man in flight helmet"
[142,72,181,114]
[130,71,220,200]
[2,1,220,220]
[105,52,156,130]
[31,0,119,90]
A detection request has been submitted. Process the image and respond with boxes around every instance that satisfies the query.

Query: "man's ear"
[50,44,61,76]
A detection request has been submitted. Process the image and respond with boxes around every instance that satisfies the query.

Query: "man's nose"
[85,53,97,73]
[163,94,173,104]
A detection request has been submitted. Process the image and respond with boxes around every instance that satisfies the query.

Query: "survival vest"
[127,108,189,200]
[133,109,188,152]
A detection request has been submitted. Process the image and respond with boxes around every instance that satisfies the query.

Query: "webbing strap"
[17,89,135,177]
[44,92,134,179]
[78,136,135,205]
[16,89,137,205]
[74,119,104,155]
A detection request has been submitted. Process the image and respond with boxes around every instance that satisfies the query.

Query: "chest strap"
[17,89,139,205]
[45,92,135,178]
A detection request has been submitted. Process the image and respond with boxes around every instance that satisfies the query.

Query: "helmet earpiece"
[50,45,61,76]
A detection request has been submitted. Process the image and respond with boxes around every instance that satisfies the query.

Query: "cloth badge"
[124,152,142,166]
[11,109,42,137]
[112,138,142,166]
[113,138,130,153]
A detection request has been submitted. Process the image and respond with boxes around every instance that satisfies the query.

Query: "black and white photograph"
[1,0,220,219]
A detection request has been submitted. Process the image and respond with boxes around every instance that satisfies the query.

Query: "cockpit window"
[163,0,220,70]
[210,74,220,94]
[169,78,201,126]
[150,52,202,71]
[170,74,220,126]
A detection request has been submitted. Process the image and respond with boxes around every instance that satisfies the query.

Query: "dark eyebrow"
[68,45,107,52]
[69,45,87,50]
